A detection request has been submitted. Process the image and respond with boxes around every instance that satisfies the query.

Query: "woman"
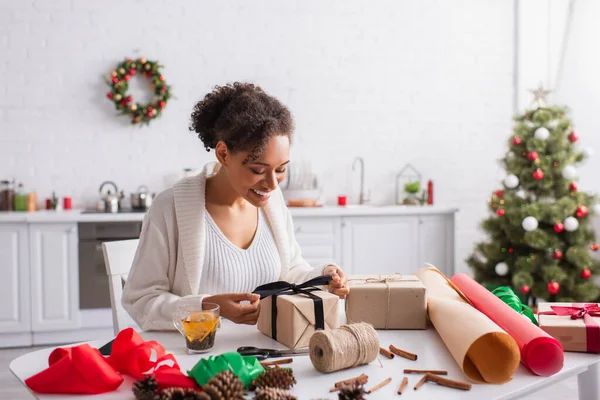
[122,82,349,331]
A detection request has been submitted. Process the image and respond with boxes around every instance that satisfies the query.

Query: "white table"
[10,320,600,400]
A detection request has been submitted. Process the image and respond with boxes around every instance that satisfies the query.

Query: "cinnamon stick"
[260,358,293,367]
[397,377,409,395]
[414,374,428,390]
[404,369,447,375]
[389,344,418,361]
[367,377,391,394]
[425,373,472,391]
[379,347,395,359]
[330,373,369,392]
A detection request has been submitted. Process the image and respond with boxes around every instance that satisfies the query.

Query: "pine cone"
[159,387,207,400]
[201,370,245,400]
[133,375,160,400]
[255,387,298,400]
[337,383,368,400]
[251,367,296,390]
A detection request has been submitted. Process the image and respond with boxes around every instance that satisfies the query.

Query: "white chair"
[101,239,140,335]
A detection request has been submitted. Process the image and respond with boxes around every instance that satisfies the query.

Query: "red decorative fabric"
[25,328,198,394]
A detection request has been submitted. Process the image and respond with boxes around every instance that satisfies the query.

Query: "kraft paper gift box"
[254,276,340,349]
[538,302,600,353]
[345,274,427,329]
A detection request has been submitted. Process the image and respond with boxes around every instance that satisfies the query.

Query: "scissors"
[237,346,310,360]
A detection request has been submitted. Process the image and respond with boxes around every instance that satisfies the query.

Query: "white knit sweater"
[122,161,330,331]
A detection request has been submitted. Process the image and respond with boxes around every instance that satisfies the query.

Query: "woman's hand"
[323,265,350,299]
[203,293,261,325]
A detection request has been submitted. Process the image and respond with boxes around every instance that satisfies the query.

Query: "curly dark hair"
[189,82,294,163]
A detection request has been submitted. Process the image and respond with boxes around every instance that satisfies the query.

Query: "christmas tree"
[467,86,600,303]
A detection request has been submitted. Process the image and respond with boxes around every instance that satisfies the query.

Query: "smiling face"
[216,135,290,207]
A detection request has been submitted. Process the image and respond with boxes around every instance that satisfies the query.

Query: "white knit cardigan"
[122,161,329,331]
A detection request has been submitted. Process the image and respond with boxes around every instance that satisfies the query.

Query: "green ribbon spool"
[492,286,538,326]
[187,352,264,388]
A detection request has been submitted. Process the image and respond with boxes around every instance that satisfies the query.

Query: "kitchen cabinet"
[293,212,456,276]
[341,216,419,275]
[29,223,80,331]
[0,224,31,343]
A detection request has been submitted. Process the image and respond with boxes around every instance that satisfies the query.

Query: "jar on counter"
[0,180,15,211]
[13,183,28,212]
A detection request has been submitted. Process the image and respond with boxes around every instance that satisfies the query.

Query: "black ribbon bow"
[252,275,333,341]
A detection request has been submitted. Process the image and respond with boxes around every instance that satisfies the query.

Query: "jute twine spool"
[309,322,379,373]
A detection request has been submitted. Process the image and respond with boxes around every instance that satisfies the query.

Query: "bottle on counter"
[13,183,28,211]
[0,179,15,211]
[27,191,37,212]
[427,180,433,205]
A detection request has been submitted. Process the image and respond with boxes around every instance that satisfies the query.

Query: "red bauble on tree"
[552,250,563,260]
[512,137,522,146]
[495,190,504,198]
[532,169,544,180]
[591,243,599,251]
[576,205,589,218]
[527,151,539,161]
[106,93,113,99]
[547,281,560,295]
[570,182,578,191]
[568,131,579,142]
[553,222,564,233]
[520,285,530,295]
[496,209,505,216]
[581,269,592,279]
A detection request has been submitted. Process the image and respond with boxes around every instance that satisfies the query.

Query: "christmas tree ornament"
[495,190,504,198]
[591,244,599,251]
[504,174,519,189]
[532,169,544,180]
[568,131,579,142]
[255,387,298,400]
[576,205,589,218]
[527,151,539,161]
[522,216,538,231]
[534,127,550,140]
[337,383,368,400]
[547,281,560,295]
[553,222,564,233]
[520,285,530,295]
[104,57,172,126]
[251,368,296,391]
[495,262,509,276]
[562,165,577,179]
[496,209,505,216]
[202,370,245,400]
[552,250,563,260]
[529,84,552,108]
[570,182,578,191]
[581,269,592,280]
[583,148,594,158]
[507,151,515,159]
[512,137,523,146]
[564,216,579,232]
[132,375,159,400]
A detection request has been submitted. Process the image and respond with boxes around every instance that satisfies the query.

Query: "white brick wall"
[0,0,517,274]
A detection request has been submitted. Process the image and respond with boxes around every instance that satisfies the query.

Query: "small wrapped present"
[345,274,427,329]
[253,275,340,349]
[538,302,600,353]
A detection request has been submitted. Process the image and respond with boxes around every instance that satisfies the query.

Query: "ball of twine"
[309,322,379,373]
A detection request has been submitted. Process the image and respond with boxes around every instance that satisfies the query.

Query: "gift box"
[254,276,340,349]
[537,302,600,353]
[345,274,427,329]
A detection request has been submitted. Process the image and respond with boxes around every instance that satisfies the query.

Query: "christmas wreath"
[105,57,172,125]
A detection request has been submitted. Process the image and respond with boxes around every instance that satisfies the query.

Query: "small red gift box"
[538,302,600,353]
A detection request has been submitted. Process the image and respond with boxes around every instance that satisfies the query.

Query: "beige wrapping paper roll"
[415,266,520,384]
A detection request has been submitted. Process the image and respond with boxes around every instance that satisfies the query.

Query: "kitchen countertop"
[0,205,458,223]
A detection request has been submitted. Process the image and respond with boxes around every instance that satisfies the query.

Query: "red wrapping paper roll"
[451,273,564,376]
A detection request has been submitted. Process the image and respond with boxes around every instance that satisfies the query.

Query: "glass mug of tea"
[173,298,220,354]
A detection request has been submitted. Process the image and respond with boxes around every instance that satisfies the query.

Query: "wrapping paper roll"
[451,273,564,376]
[415,267,520,383]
